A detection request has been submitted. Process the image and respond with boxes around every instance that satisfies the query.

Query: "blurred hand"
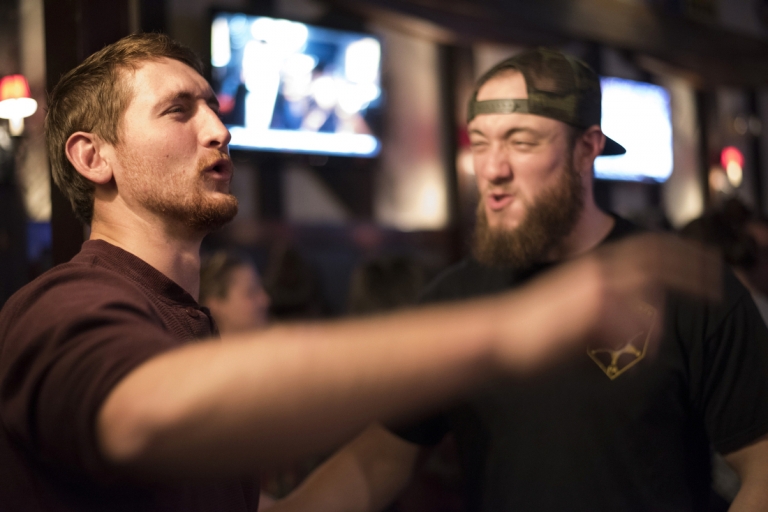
[495,233,721,371]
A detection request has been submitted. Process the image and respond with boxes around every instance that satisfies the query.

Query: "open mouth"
[488,192,513,210]
[205,157,233,181]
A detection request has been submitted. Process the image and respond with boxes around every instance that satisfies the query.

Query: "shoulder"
[670,266,768,453]
[0,259,160,344]
[0,255,181,477]
[5,258,151,313]
[673,265,760,341]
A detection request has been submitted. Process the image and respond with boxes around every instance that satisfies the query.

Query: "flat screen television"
[595,77,673,183]
[210,12,383,157]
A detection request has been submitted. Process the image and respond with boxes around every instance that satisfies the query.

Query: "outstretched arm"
[724,435,768,511]
[97,234,719,479]
[268,424,422,512]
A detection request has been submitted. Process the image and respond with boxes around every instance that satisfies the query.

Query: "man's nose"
[201,106,231,149]
[479,146,513,183]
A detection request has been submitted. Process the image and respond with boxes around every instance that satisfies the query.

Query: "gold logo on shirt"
[587,302,657,380]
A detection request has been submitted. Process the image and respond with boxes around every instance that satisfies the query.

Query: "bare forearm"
[97,233,719,479]
[269,449,372,512]
[271,424,420,512]
[98,294,506,477]
[725,436,768,511]
[729,485,768,512]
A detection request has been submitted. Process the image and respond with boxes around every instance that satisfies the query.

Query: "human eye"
[510,137,537,150]
[163,104,187,115]
[469,138,488,151]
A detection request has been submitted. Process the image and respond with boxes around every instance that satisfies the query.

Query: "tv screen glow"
[211,12,382,157]
[595,77,673,183]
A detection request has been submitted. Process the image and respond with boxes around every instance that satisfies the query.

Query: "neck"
[90,207,205,300]
[550,196,614,262]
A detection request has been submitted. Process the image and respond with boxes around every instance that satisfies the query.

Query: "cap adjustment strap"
[467,99,530,122]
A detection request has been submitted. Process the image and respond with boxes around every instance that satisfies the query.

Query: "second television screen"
[211,12,383,157]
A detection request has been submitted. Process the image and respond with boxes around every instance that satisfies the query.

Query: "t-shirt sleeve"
[0,269,179,480]
[686,271,768,454]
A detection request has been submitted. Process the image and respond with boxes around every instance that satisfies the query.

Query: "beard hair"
[153,181,239,233]
[472,158,584,270]
[120,150,239,233]
[158,185,238,232]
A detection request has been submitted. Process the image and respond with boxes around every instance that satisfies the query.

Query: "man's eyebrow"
[467,127,542,138]
[503,127,542,139]
[205,91,220,110]
[159,90,220,110]
[162,91,195,103]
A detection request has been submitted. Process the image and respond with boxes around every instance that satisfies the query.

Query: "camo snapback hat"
[467,47,626,156]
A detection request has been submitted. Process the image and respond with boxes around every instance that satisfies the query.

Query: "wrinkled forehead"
[111,59,163,113]
[468,69,571,136]
[476,69,528,102]
[123,58,213,111]
[468,69,534,124]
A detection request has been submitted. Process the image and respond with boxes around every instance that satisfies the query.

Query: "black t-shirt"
[396,217,768,511]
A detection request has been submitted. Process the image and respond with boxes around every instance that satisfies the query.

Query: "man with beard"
[269,49,768,512]
[0,34,738,511]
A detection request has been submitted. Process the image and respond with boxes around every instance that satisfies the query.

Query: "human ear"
[573,126,605,173]
[65,131,113,185]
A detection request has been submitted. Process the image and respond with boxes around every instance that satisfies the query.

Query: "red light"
[720,146,744,169]
[0,75,31,101]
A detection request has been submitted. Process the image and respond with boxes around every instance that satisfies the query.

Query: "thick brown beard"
[472,158,584,270]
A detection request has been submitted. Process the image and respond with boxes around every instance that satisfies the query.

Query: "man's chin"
[485,215,523,234]
[209,184,233,195]
[186,196,239,233]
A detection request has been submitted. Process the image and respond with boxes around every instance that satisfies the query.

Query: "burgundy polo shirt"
[0,240,259,511]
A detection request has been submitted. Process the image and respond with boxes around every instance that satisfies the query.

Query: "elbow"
[97,397,153,467]
[96,387,177,468]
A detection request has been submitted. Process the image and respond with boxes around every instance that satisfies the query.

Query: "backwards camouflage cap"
[467,47,626,156]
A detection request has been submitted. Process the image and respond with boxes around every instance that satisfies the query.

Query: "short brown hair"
[45,33,203,224]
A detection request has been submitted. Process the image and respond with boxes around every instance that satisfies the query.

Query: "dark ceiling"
[329,0,768,87]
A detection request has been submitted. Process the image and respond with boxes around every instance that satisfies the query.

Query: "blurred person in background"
[262,243,326,321]
[346,256,428,316]
[681,198,768,322]
[200,250,271,333]
[741,217,768,313]
[200,251,275,509]
[270,48,768,512]
[0,33,725,512]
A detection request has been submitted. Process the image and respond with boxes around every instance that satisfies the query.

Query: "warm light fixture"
[720,146,744,188]
[0,74,38,136]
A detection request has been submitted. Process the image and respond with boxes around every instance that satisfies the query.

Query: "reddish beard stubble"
[472,156,585,270]
[119,149,239,233]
